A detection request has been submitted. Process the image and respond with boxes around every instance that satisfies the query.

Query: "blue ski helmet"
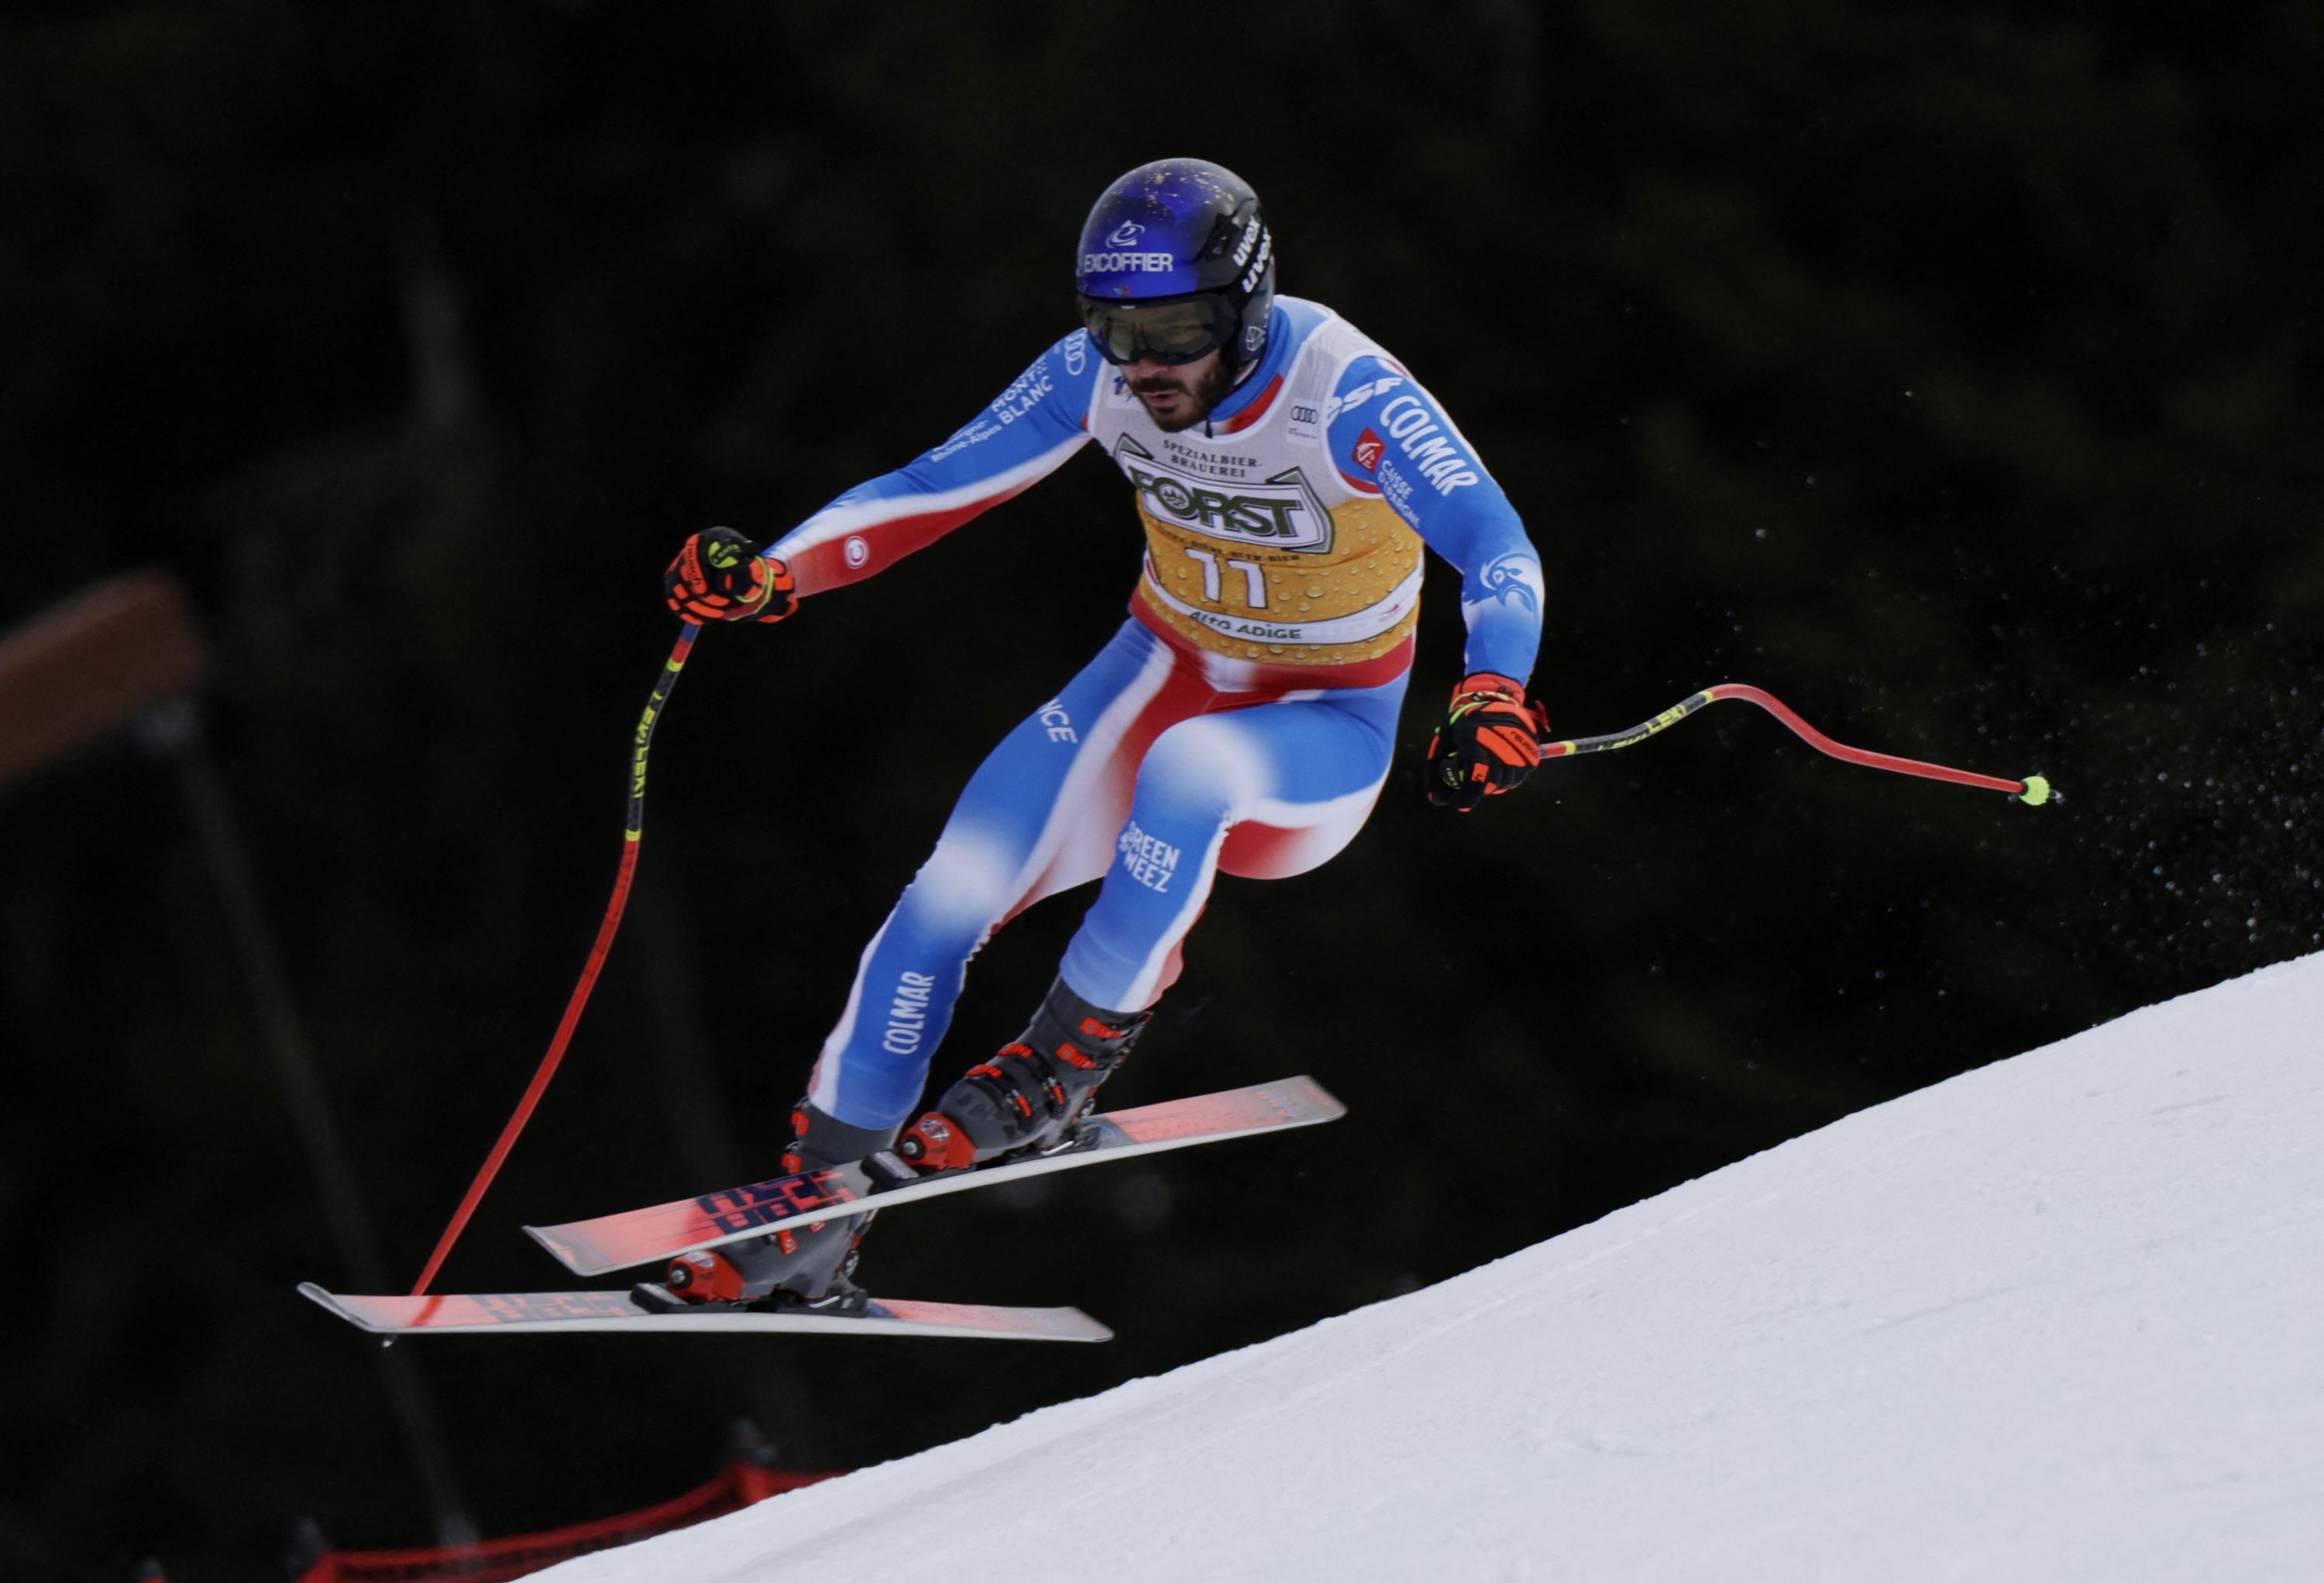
[1074,158,1275,372]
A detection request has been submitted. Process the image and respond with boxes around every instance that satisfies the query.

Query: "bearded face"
[1126,349,1236,434]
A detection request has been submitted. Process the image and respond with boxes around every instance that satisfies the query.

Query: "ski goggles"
[1076,290,1239,366]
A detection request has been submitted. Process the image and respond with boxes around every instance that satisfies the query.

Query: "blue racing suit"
[769,297,1545,1130]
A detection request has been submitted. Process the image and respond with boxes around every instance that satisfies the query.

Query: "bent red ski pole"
[411,620,703,1296]
[1541,682,2054,805]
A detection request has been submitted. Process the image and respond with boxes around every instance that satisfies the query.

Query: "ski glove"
[664,527,796,624]
[1426,672,1549,812]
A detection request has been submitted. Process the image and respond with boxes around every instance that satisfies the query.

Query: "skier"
[655,158,1549,1310]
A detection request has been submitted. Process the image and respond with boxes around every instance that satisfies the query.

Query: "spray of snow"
[548,956,2324,1581]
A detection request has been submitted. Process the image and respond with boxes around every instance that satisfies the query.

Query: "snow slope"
[548,958,2324,1582]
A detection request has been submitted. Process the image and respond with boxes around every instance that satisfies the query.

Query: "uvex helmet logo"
[1114,436,1334,552]
[1105,220,1146,248]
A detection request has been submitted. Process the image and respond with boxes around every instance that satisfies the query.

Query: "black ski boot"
[896,977,1153,1171]
[633,1104,896,1314]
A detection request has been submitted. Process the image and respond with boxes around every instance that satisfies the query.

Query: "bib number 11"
[1184,548,1269,610]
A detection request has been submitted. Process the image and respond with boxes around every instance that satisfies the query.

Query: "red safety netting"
[294,1458,835,1583]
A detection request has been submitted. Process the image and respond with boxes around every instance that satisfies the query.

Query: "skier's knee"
[899,826,1019,945]
[1137,717,1257,826]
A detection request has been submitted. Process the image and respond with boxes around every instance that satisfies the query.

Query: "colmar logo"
[1105,220,1146,247]
[881,970,937,1056]
[1376,395,1481,495]
[1353,428,1385,472]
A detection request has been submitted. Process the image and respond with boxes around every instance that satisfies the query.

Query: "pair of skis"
[302,1075,1342,1344]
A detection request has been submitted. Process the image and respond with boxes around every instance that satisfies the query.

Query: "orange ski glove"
[1425,672,1549,812]
[664,527,796,624]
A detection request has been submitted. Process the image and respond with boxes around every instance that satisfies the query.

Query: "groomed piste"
[546,956,2324,1582]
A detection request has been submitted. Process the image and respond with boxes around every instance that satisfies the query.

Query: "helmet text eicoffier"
[1081,251,1177,274]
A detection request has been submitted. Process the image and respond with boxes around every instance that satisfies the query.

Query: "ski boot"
[633,1104,896,1315]
[896,976,1153,1172]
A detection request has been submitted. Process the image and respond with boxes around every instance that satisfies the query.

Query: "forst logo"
[1114,436,1332,551]
[1132,468,1301,540]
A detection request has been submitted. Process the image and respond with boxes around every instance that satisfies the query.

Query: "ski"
[525,1074,1344,1279]
[297,1283,1112,1343]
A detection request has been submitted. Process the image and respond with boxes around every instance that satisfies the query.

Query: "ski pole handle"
[410,620,702,1296]
[1541,682,2054,805]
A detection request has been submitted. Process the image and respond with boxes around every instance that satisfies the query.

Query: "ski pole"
[1542,682,2054,805]
[411,620,703,1296]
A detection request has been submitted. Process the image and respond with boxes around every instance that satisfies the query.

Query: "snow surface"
[547,958,2324,1582]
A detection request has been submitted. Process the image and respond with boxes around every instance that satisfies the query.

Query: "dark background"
[5,2,2319,1578]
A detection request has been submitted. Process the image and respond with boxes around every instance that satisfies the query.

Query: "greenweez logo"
[1114,435,1332,552]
